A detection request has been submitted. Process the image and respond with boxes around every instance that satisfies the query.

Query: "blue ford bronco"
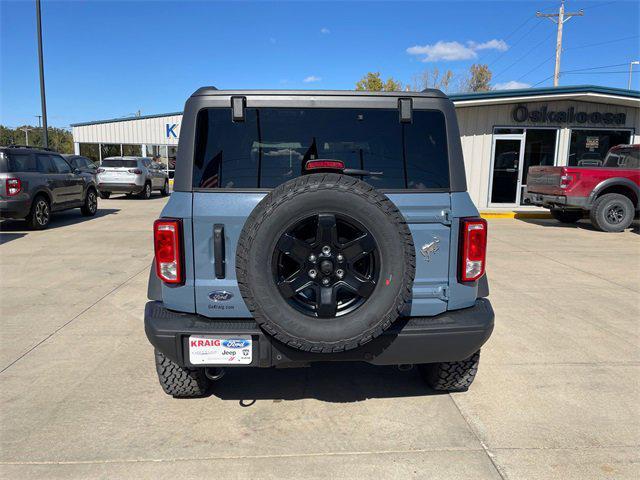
[145,88,494,397]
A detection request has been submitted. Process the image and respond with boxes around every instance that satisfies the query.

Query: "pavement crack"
[448,394,510,480]
[0,262,151,375]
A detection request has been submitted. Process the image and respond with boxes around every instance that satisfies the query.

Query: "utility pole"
[629,61,640,90]
[537,1,583,87]
[35,115,42,128]
[36,0,49,148]
[20,127,34,146]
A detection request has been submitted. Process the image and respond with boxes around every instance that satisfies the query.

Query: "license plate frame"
[188,335,252,365]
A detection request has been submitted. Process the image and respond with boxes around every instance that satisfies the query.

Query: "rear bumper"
[524,192,589,209]
[0,197,31,219]
[144,299,495,368]
[97,182,144,193]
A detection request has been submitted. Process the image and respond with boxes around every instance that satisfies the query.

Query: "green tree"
[0,125,73,153]
[356,72,403,92]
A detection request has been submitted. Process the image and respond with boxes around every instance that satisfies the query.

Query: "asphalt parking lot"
[1,195,638,480]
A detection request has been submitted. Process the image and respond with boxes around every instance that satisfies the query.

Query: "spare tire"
[236,173,415,353]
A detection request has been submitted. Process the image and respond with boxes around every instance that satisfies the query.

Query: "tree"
[464,64,492,92]
[0,124,74,153]
[412,67,454,92]
[356,72,403,92]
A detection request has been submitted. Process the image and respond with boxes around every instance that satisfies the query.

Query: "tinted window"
[193,108,449,190]
[101,159,138,168]
[66,157,79,168]
[7,153,38,172]
[36,155,56,173]
[568,130,631,166]
[603,149,640,169]
[51,155,72,173]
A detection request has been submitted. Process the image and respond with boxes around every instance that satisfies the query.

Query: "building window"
[145,145,169,169]
[568,129,632,166]
[122,144,142,156]
[100,144,121,160]
[79,143,100,163]
[167,146,177,178]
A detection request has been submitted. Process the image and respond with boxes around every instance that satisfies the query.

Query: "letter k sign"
[166,123,178,138]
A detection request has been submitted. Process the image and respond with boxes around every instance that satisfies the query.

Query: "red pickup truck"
[525,144,639,232]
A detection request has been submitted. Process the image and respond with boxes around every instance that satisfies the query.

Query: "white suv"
[97,156,169,199]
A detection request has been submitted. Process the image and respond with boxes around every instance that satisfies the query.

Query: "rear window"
[6,153,39,172]
[101,159,138,168]
[193,108,449,190]
[603,149,640,169]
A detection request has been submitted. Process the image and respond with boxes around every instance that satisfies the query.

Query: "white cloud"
[494,81,531,90]
[303,75,322,83]
[320,27,330,34]
[406,39,508,62]
[469,39,508,51]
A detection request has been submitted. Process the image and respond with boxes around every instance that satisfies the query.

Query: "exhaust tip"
[205,367,225,381]
[397,364,414,372]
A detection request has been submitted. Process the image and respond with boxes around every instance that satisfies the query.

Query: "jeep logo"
[208,290,234,302]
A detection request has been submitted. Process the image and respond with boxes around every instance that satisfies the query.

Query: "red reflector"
[153,219,183,284]
[305,160,345,171]
[6,178,21,196]
[459,218,487,282]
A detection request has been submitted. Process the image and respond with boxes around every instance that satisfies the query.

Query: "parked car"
[96,156,169,199]
[525,144,639,232]
[144,88,494,398]
[0,146,99,229]
[63,154,98,176]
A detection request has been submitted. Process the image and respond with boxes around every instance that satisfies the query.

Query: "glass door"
[489,135,525,206]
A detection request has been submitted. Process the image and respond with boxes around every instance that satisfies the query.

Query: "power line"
[516,53,557,81]
[562,62,629,73]
[564,35,639,51]
[493,31,556,80]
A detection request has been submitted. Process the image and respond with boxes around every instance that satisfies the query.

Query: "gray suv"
[97,156,169,199]
[145,89,494,398]
[0,146,99,229]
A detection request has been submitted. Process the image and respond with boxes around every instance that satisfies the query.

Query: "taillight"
[459,218,487,283]
[6,178,21,196]
[560,169,578,189]
[96,168,105,173]
[153,219,184,284]
[129,169,143,174]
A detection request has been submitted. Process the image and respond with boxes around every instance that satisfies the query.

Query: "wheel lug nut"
[336,269,344,279]
[308,269,317,279]
[308,254,317,262]
[322,245,331,255]
[322,278,330,286]
[336,254,344,262]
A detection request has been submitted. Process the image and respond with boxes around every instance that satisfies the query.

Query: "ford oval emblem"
[209,290,234,302]
[222,339,250,349]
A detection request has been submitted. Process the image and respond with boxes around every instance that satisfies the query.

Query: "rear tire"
[81,188,98,216]
[161,180,170,196]
[419,351,480,392]
[154,350,211,398]
[550,208,582,224]
[99,191,111,199]
[138,182,152,199]
[589,193,634,232]
[26,195,51,230]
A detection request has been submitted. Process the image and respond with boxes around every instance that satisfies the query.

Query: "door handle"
[213,224,225,279]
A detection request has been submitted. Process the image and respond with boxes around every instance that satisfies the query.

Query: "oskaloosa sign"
[512,105,626,125]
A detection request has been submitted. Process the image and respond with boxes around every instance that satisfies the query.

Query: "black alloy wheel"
[272,213,379,318]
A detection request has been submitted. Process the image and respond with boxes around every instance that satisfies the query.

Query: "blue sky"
[1,0,639,127]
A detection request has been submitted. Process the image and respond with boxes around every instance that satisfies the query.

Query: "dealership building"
[71,85,640,210]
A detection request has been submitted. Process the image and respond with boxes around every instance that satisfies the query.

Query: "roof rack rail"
[7,144,55,151]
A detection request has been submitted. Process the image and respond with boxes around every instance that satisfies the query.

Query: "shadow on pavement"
[0,232,27,245]
[517,217,639,234]
[0,208,120,232]
[210,362,443,404]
